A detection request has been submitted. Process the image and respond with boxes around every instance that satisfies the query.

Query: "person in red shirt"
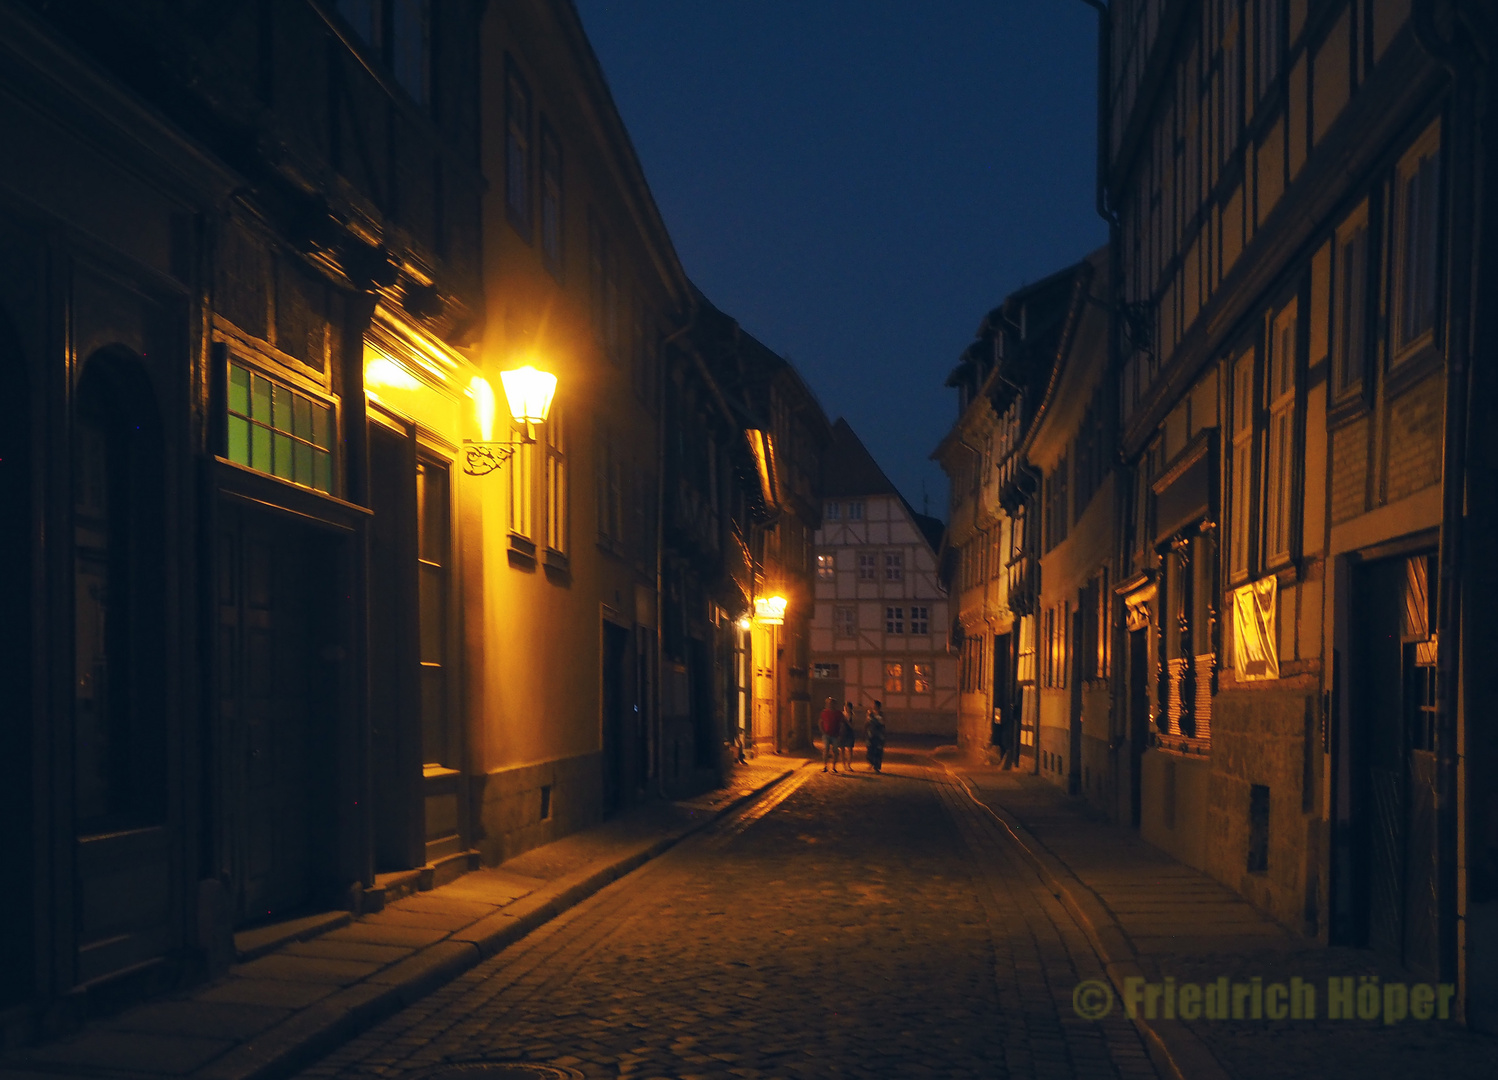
[818,697,842,773]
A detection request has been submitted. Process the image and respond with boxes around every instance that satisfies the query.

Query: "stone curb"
[189,765,802,1080]
[938,763,1233,1080]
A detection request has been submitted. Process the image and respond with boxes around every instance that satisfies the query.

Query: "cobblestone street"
[298,752,1158,1080]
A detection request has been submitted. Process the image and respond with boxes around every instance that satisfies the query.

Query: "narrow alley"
[295,748,1159,1080]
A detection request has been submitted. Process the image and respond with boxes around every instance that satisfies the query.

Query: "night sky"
[573,1,1108,518]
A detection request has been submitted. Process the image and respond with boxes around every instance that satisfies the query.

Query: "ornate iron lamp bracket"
[462,440,523,476]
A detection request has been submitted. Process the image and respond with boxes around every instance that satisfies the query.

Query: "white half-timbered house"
[810,420,955,737]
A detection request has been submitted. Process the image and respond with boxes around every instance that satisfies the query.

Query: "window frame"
[1390,121,1443,367]
[539,119,564,278]
[884,661,905,694]
[833,604,856,639]
[884,550,904,583]
[224,353,339,496]
[885,606,904,635]
[1330,198,1371,402]
[544,403,567,557]
[504,58,533,238]
[1261,298,1299,570]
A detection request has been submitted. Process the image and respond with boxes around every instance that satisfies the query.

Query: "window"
[1393,125,1441,358]
[825,501,841,521]
[337,0,428,105]
[1045,458,1069,551]
[913,663,932,695]
[544,405,567,555]
[813,663,841,679]
[910,606,929,635]
[505,61,532,235]
[884,551,903,582]
[390,0,428,105]
[1044,602,1069,689]
[417,460,452,765]
[1253,0,1280,105]
[816,553,835,581]
[540,122,563,276]
[595,424,623,547]
[848,500,864,520]
[1262,301,1297,568]
[227,360,335,493]
[1229,347,1255,580]
[1332,202,1370,397]
[834,605,856,639]
[884,662,905,694]
[509,425,533,541]
[857,553,877,582]
[885,607,904,634]
[588,214,618,354]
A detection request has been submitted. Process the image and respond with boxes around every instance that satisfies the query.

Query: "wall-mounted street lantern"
[753,595,788,625]
[463,365,558,476]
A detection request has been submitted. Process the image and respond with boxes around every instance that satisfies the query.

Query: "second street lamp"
[463,364,558,476]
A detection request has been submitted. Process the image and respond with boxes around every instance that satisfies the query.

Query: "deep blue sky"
[573,1,1107,518]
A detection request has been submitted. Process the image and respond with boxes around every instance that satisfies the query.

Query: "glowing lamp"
[500,365,558,425]
[754,596,788,625]
[736,616,752,632]
[462,365,558,476]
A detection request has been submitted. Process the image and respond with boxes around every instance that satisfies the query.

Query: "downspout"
[1412,4,1473,1000]
[657,312,695,798]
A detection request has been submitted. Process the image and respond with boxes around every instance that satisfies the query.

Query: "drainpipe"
[657,314,695,798]
[1412,4,1474,1000]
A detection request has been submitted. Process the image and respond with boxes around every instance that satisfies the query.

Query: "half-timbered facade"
[812,420,953,737]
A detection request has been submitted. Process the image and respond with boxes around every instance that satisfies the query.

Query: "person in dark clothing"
[839,701,857,771]
[864,701,887,773]
[818,697,842,772]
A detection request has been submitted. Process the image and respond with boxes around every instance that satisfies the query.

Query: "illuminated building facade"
[813,420,954,738]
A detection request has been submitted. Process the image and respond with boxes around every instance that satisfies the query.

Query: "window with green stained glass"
[226,360,335,493]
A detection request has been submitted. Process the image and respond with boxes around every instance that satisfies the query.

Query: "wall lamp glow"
[463,366,558,476]
[754,596,788,625]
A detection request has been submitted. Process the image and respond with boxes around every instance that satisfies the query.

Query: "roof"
[823,418,945,555]
[912,512,946,553]
[822,418,901,498]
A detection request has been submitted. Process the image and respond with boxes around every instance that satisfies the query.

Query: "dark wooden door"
[1352,552,1439,974]
[602,623,628,815]
[1128,628,1149,829]
[991,632,1011,753]
[368,423,421,871]
[221,508,337,926]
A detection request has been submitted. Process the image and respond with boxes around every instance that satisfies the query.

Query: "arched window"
[73,350,167,834]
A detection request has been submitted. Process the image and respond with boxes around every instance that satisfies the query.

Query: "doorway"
[602,622,629,816]
[991,632,1011,756]
[368,422,420,871]
[219,506,341,925]
[1128,627,1149,829]
[1347,551,1439,974]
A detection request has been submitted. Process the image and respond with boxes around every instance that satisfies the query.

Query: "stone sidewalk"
[1,760,799,1080]
[942,756,1498,1080]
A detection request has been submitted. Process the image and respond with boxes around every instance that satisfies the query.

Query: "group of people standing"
[818,697,887,774]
